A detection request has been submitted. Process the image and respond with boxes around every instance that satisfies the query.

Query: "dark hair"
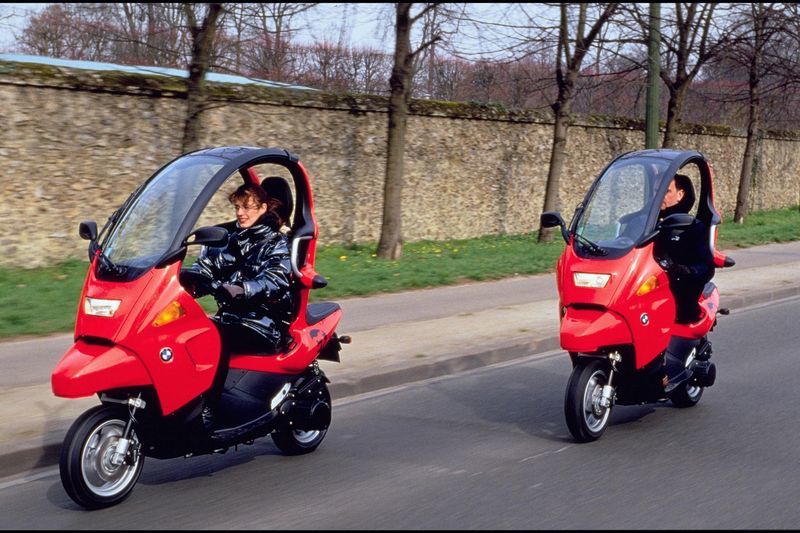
[672,174,696,214]
[228,183,286,227]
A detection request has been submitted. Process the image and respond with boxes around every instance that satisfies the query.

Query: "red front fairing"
[557,241,675,369]
[52,258,221,415]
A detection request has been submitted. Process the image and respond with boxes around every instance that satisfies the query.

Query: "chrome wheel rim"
[583,370,611,433]
[80,419,140,498]
[686,383,702,400]
[293,429,321,445]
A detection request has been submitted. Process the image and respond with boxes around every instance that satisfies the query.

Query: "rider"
[187,182,294,353]
[655,174,715,324]
[182,183,294,424]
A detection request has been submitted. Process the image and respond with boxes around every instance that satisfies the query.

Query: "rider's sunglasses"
[232,202,261,212]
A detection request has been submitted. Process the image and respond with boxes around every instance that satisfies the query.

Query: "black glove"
[210,281,243,305]
[179,269,213,297]
[222,283,244,299]
[667,263,693,278]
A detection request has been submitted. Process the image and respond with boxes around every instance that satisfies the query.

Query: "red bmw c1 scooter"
[52,147,349,509]
[540,149,735,442]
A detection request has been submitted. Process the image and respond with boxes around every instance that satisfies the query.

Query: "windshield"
[99,155,225,280]
[573,156,670,256]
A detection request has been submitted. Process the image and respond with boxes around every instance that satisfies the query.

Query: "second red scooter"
[541,149,735,442]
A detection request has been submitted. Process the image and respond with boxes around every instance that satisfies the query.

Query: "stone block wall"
[0,59,798,267]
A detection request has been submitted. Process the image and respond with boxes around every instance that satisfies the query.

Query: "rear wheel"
[59,405,144,510]
[272,386,330,455]
[670,381,703,408]
[564,358,613,442]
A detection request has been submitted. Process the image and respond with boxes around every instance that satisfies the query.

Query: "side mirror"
[79,220,98,241]
[658,213,694,232]
[540,211,570,244]
[184,226,229,247]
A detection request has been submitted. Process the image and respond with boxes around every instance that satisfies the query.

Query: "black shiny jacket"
[186,212,293,349]
[655,202,715,287]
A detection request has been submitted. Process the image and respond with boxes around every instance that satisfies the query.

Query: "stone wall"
[1,58,799,267]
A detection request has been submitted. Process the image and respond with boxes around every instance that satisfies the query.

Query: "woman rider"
[182,183,293,426]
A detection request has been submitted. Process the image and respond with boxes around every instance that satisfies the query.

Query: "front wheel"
[564,358,613,442]
[59,405,144,510]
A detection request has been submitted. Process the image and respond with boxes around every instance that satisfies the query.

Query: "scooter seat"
[702,282,716,298]
[307,302,341,325]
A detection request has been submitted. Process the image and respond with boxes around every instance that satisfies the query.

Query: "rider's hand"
[667,263,693,278]
[222,283,244,300]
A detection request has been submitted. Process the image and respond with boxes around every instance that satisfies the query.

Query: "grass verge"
[0,206,798,339]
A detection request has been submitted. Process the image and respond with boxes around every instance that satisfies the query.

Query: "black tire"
[670,381,703,408]
[59,405,144,510]
[272,386,330,455]
[564,358,613,443]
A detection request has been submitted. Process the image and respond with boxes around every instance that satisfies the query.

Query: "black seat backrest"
[261,175,305,325]
[261,176,294,227]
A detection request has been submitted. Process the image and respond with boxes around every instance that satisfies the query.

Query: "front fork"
[599,351,621,409]
[103,393,146,466]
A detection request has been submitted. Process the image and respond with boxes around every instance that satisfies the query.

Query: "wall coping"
[2,57,800,142]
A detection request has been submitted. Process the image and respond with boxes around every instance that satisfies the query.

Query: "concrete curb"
[2,284,799,481]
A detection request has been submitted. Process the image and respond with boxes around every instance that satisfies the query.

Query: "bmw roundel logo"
[159,347,174,362]
[640,313,650,325]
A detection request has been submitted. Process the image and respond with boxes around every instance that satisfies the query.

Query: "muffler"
[279,398,331,431]
[692,361,716,387]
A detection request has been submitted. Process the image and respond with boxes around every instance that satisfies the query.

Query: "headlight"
[84,297,121,317]
[573,272,611,288]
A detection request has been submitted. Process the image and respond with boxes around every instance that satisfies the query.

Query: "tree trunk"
[735,61,762,224]
[662,84,686,149]
[376,3,413,260]
[538,107,570,243]
[181,3,222,154]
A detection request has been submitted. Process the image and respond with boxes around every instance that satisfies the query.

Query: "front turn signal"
[153,301,186,327]
[636,275,658,297]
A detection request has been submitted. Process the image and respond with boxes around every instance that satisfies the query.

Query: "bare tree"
[716,3,792,224]
[181,3,223,153]
[19,3,117,61]
[653,3,736,148]
[376,3,464,260]
[231,3,317,80]
[112,3,188,66]
[538,3,620,242]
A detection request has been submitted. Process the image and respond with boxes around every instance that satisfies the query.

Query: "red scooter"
[52,147,349,509]
[540,149,735,442]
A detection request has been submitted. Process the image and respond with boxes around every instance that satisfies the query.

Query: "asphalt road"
[1,294,799,529]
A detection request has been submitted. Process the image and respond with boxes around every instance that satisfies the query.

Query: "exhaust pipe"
[692,361,716,388]
[279,398,331,431]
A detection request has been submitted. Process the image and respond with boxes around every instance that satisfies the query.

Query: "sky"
[0,3,396,53]
[0,2,43,50]
[0,3,513,58]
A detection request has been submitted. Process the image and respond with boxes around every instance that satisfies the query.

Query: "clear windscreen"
[100,155,225,279]
[573,156,669,255]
